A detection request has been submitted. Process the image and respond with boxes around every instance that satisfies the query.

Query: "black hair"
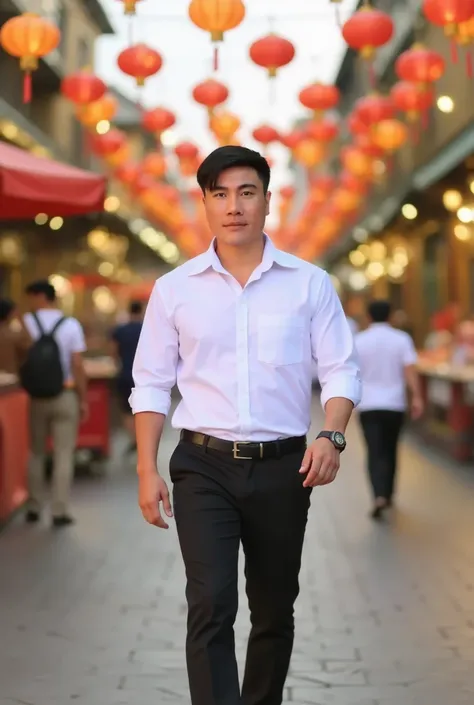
[197,145,271,194]
[25,279,56,301]
[0,297,15,322]
[129,300,143,315]
[368,299,391,323]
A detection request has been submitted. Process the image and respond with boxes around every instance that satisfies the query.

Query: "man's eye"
[242,191,253,196]
[214,192,226,198]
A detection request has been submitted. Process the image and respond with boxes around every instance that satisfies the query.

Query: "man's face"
[203,166,271,248]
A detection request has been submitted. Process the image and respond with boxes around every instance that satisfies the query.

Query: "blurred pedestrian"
[130,146,361,705]
[355,300,424,520]
[22,280,88,528]
[0,297,31,374]
[110,300,144,453]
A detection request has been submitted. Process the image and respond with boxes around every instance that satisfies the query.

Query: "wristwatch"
[317,430,346,452]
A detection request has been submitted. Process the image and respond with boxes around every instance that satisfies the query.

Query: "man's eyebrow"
[209,182,259,191]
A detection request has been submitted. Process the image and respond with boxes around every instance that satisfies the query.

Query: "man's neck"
[215,235,265,277]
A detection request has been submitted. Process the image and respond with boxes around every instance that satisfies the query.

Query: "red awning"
[0,141,106,220]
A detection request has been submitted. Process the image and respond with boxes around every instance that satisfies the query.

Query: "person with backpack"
[22,280,88,528]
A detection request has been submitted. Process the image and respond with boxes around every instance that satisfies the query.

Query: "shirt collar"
[188,234,299,277]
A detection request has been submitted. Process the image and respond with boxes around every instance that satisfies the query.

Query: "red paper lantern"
[252,124,280,146]
[305,119,339,143]
[342,4,394,59]
[391,81,434,121]
[422,0,474,36]
[61,70,106,105]
[355,94,395,127]
[280,185,295,200]
[192,78,229,112]
[249,34,296,78]
[175,141,199,161]
[309,175,337,203]
[298,82,340,114]
[395,44,446,85]
[142,107,176,135]
[89,129,126,157]
[347,111,370,137]
[339,171,369,196]
[280,129,306,151]
[117,43,163,86]
[114,162,139,185]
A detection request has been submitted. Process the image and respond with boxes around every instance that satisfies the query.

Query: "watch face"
[333,432,345,448]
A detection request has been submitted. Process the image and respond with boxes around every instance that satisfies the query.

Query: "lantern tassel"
[23,71,32,104]
[450,39,458,63]
[213,45,219,71]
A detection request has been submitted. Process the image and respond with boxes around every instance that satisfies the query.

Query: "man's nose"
[226,195,243,214]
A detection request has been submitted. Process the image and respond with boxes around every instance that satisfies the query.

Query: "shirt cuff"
[129,387,172,415]
[320,375,362,410]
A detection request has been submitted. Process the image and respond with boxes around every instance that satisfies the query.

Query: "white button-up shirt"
[130,237,361,441]
[355,323,418,412]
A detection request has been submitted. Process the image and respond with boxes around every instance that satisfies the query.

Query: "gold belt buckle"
[232,442,264,460]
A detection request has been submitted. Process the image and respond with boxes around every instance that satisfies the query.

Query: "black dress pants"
[169,440,312,705]
[359,410,405,500]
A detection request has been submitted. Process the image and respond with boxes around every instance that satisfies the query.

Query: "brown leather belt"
[180,429,306,460]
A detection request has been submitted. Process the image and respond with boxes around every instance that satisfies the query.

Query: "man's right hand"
[138,470,173,529]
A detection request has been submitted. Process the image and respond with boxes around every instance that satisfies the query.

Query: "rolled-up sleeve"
[129,280,178,415]
[310,271,362,409]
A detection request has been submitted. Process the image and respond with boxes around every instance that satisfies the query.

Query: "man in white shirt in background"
[131,145,361,705]
[355,300,424,520]
[23,280,88,528]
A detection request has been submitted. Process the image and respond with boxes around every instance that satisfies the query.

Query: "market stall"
[0,373,29,524]
[412,360,474,462]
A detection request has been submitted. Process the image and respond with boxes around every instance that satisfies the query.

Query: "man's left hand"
[299,437,340,487]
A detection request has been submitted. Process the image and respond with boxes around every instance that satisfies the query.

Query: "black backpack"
[20,313,67,399]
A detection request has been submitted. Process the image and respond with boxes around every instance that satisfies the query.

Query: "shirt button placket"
[236,291,250,438]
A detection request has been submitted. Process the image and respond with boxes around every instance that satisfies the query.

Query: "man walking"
[355,300,424,520]
[130,146,361,705]
[110,300,144,453]
[23,280,88,527]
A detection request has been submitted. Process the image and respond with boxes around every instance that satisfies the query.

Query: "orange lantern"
[391,81,434,121]
[142,107,176,139]
[371,119,408,153]
[119,0,142,15]
[0,13,60,102]
[298,82,340,116]
[249,34,296,78]
[341,146,375,179]
[61,70,106,106]
[192,78,229,114]
[332,189,362,213]
[141,152,167,179]
[456,17,474,44]
[210,111,240,143]
[77,94,118,128]
[292,139,326,170]
[395,44,445,86]
[117,43,163,86]
[342,3,394,59]
[188,0,245,70]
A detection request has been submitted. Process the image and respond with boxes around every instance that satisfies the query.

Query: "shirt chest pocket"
[257,314,305,366]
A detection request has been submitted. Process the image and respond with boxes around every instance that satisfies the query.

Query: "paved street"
[2,398,474,705]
